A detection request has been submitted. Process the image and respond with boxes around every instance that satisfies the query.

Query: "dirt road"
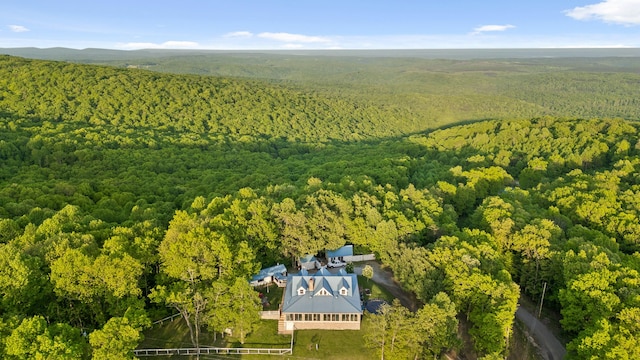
[516,307,566,360]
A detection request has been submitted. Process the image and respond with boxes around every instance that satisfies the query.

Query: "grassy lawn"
[227,321,291,351]
[254,284,284,311]
[240,320,378,360]
[289,327,376,360]
[139,317,226,350]
[140,320,290,359]
[358,275,394,304]
[140,318,379,359]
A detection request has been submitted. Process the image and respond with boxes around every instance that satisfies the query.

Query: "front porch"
[283,313,361,332]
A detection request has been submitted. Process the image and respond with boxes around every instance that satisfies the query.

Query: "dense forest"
[0,53,639,359]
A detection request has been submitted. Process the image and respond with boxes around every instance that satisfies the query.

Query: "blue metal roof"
[327,245,353,259]
[282,270,362,314]
[250,263,287,282]
[300,254,317,263]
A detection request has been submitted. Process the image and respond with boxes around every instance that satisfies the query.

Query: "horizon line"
[2,46,640,51]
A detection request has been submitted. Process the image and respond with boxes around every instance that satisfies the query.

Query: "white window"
[297,287,306,295]
[340,287,348,296]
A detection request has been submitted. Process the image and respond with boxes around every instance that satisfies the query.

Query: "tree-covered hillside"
[1,55,640,359]
[100,51,640,124]
[0,56,418,142]
[6,49,640,131]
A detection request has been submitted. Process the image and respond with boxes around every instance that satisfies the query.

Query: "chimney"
[308,278,314,291]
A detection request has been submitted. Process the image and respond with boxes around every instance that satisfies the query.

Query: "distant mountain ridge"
[2,47,640,62]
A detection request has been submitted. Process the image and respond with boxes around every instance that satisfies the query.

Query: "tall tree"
[151,210,233,350]
[89,315,148,360]
[362,264,374,285]
[272,198,315,263]
[224,278,262,344]
[4,316,86,359]
[203,280,232,341]
[363,303,391,360]
[364,300,423,360]
[0,243,46,314]
[415,292,459,359]
[305,189,350,251]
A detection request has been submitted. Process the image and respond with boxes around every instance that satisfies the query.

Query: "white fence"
[345,254,375,262]
[151,313,181,326]
[134,346,292,356]
[134,329,294,357]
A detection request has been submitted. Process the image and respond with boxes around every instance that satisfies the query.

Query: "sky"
[1,0,639,50]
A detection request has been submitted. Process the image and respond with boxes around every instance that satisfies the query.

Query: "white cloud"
[257,32,331,43]
[118,41,199,49]
[471,24,515,35]
[224,31,253,38]
[565,0,640,25]
[162,41,199,47]
[8,25,30,33]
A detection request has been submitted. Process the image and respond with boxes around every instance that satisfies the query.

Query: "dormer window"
[318,288,330,296]
[297,287,306,295]
[340,287,348,296]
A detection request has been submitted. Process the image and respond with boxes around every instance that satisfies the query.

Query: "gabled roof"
[317,278,334,296]
[300,254,317,263]
[250,263,287,283]
[282,269,362,314]
[327,245,353,259]
[297,277,308,293]
[340,277,350,290]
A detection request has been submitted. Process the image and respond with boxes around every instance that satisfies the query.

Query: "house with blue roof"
[280,268,362,333]
[250,264,288,287]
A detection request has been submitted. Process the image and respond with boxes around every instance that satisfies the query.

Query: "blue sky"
[1,0,639,49]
